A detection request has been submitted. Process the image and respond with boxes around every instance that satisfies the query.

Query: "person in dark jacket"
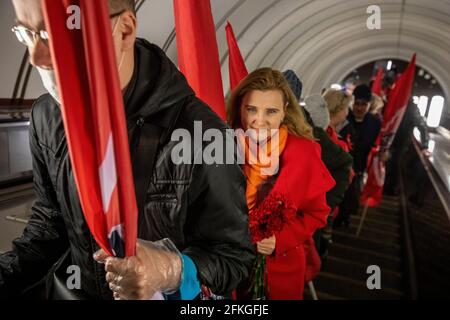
[384,99,430,195]
[1,0,254,300]
[340,85,382,174]
[335,84,381,227]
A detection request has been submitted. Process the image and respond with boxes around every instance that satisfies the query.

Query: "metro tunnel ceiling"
[1,0,449,116]
[136,0,450,104]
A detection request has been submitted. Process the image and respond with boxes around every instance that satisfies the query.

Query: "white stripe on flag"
[99,134,117,213]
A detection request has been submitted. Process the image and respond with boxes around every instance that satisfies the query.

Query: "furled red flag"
[42,0,137,257]
[174,0,226,120]
[371,67,384,96]
[360,54,416,207]
[226,22,248,90]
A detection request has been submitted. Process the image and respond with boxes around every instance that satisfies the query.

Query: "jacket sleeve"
[274,140,335,256]
[182,129,255,295]
[315,128,353,209]
[275,193,330,257]
[0,108,69,298]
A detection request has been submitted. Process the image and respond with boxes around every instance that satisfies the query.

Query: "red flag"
[174,0,226,120]
[371,67,384,96]
[359,147,386,207]
[226,22,248,90]
[42,0,137,257]
[361,54,416,207]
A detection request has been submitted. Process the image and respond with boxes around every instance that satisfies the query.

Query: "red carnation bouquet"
[248,192,297,299]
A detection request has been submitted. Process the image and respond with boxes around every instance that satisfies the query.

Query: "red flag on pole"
[174,0,226,120]
[360,54,416,207]
[42,0,137,257]
[371,67,384,96]
[225,22,248,90]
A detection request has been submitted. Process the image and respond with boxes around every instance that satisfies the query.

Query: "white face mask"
[37,67,61,104]
[36,17,124,105]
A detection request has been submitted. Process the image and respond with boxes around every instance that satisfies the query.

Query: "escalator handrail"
[412,137,450,221]
[398,157,418,300]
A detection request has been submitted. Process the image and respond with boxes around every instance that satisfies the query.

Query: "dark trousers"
[334,174,363,228]
[384,145,409,195]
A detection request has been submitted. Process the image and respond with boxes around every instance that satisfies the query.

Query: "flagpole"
[356,201,370,237]
[307,281,319,300]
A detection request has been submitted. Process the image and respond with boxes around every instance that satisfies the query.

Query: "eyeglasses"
[11,10,126,47]
[11,25,49,47]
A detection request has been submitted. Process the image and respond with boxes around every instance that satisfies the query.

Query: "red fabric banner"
[225,22,248,90]
[371,67,384,96]
[361,54,416,207]
[42,0,137,257]
[174,0,226,120]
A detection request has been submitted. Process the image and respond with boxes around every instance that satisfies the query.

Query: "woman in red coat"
[227,68,335,299]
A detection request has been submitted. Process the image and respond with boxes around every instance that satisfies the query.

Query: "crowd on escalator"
[0,0,431,301]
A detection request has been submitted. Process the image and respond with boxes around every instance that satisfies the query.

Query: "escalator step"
[353,210,400,224]
[332,231,401,256]
[344,225,400,243]
[349,216,400,232]
[313,272,404,300]
[328,243,402,272]
[322,256,403,289]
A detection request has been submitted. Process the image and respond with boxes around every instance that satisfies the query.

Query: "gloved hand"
[93,238,183,300]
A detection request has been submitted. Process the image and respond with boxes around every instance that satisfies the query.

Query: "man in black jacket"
[335,84,381,227]
[340,85,382,175]
[384,100,430,196]
[1,0,254,299]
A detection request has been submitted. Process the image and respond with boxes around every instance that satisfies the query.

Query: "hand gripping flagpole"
[42,0,138,257]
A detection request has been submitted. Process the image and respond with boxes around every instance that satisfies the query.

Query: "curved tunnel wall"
[1,0,449,117]
[140,0,449,111]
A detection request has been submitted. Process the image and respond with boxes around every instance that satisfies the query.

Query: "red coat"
[265,134,335,300]
[326,126,351,153]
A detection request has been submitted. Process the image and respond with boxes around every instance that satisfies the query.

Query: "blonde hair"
[323,89,354,117]
[227,68,313,140]
[370,94,384,114]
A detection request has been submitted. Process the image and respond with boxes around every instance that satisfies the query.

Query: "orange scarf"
[240,126,289,211]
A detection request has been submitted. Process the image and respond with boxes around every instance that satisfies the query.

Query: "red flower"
[249,192,297,243]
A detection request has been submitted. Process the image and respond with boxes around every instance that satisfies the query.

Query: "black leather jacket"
[0,39,254,299]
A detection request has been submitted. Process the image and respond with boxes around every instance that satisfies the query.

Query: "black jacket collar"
[123,38,194,128]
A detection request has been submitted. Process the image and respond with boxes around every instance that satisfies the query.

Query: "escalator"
[306,130,450,300]
[306,196,404,299]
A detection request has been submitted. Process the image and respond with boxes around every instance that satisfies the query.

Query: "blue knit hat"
[282,70,303,101]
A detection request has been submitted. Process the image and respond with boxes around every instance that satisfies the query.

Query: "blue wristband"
[166,254,201,300]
